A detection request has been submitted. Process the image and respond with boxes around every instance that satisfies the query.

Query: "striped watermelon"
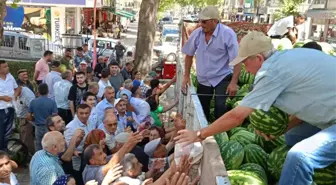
[313,163,336,185]
[238,65,255,86]
[230,84,251,106]
[220,141,245,170]
[239,163,268,184]
[249,106,289,137]
[228,170,266,185]
[267,145,290,180]
[230,130,256,147]
[244,144,269,170]
[255,134,286,153]
[247,124,255,132]
[228,127,248,137]
[214,132,229,147]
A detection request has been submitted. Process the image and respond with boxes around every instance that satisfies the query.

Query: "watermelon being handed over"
[228,170,267,185]
[239,163,268,184]
[244,144,269,170]
[249,106,289,137]
[313,163,336,185]
[267,145,291,180]
[220,141,245,170]
[255,134,285,153]
[230,130,256,147]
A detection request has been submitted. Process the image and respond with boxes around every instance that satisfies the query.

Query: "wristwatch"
[196,130,206,140]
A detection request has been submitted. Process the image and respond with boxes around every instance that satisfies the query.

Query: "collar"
[74,116,88,127]
[116,111,126,118]
[51,71,61,75]
[102,98,113,106]
[212,23,220,38]
[102,126,115,135]
[43,149,59,160]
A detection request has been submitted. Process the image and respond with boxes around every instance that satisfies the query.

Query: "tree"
[275,0,305,20]
[134,0,160,75]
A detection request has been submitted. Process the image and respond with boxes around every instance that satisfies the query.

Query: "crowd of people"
[0,40,192,185]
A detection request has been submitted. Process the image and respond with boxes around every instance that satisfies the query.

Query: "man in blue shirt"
[176,31,336,185]
[181,6,240,120]
[27,83,58,151]
[95,86,115,123]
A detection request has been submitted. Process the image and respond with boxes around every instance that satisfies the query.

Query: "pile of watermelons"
[210,66,336,185]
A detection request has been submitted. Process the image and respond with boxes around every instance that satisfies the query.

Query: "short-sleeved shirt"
[82,155,112,184]
[109,73,124,94]
[130,97,151,122]
[68,84,89,110]
[16,79,34,93]
[0,73,18,109]
[14,87,35,118]
[43,71,62,100]
[0,173,19,185]
[240,49,336,129]
[182,23,239,87]
[54,79,72,109]
[150,105,163,127]
[98,79,112,99]
[95,98,114,123]
[35,58,50,81]
[267,16,294,36]
[28,96,58,125]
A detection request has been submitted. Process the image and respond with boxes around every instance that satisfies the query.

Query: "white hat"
[198,6,220,20]
[114,98,126,107]
[144,138,161,157]
[115,132,130,143]
[80,61,87,65]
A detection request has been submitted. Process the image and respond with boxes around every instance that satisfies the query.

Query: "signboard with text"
[7,0,86,6]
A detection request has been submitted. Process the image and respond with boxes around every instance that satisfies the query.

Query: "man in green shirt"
[59,48,73,71]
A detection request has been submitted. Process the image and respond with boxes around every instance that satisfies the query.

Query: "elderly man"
[30,131,66,185]
[14,84,35,154]
[181,6,240,121]
[54,70,73,124]
[98,114,119,151]
[82,132,143,184]
[114,98,139,132]
[117,79,133,99]
[175,31,336,185]
[17,69,34,93]
[45,115,85,175]
[0,150,19,184]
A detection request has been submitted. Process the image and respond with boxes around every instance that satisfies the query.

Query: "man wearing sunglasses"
[181,6,240,121]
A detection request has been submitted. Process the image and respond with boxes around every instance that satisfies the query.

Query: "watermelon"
[230,84,252,105]
[255,134,286,153]
[267,145,291,180]
[220,141,245,170]
[239,163,268,184]
[230,130,256,147]
[249,106,289,137]
[247,124,255,133]
[228,127,248,137]
[244,144,269,170]
[225,97,235,109]
[59,64,67,73]
[313,163,336,185]
[233,100,241,109]
[214,132,229,146]
[228,170,267,185]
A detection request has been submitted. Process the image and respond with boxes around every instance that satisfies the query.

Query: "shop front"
[306,9,336,46]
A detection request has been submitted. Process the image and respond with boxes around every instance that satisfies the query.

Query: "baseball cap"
[51,61,61,67]
[80,61,87,65]
[144,138,161,157]
[114,98,126,107]
[229,31,273,66]
[198,6,220,20]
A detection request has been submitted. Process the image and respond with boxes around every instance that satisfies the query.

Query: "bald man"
[98,114,119,151]
[30,131,65,185]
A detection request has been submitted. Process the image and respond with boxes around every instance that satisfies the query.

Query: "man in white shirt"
[97,68,111,99]
[43,61,62,100]
[267,14,306,43]
[54,70,73,124]
[0,60,18,150]
[0,150,19,185]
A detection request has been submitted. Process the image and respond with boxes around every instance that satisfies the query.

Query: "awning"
[119,10,135,17]
[110,9,133,18]
[307,9,336,19]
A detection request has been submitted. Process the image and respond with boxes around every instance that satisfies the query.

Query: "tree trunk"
[134,0,160,75]
[0,0,7,45]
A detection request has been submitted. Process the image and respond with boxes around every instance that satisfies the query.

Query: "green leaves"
[276,0,305,19]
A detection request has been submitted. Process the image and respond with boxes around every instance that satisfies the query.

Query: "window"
[18,36,30,51]
[314,0,326,4]
[1,35,15,48]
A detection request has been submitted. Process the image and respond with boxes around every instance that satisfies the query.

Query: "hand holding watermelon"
[255,129,277,141]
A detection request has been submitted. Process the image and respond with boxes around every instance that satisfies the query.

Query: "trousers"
[19,118,35,154]
[279,122,336,185]
[0,108,15,150]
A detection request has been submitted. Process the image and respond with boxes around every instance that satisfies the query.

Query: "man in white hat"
[175,31,336,185]
[181,5,240,121]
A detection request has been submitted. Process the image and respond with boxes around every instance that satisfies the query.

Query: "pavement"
[16,21,177,185]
